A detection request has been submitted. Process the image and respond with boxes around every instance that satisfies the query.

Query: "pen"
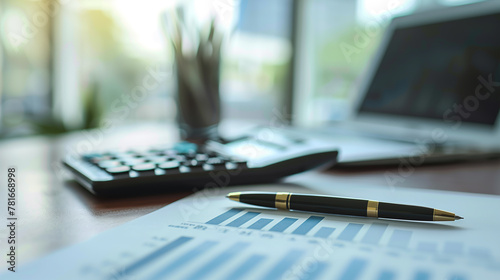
[226,192,463,221]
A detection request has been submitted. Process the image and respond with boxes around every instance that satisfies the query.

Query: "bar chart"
[206,208,414,247]
[128,234,476,280]
[208,209,338,237]
[203,208,495,264]
[139,237,317,280]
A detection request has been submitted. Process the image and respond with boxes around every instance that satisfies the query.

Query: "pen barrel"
[289,195,434,221]
[289,194,367,217]
[378,203,434,221]
[239,193,277,208]
[237,193,437,221]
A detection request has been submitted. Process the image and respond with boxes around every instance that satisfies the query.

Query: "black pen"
[226,192,463,221]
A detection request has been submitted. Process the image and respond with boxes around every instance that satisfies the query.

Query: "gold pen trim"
[433,209,459,221]
[275,192,291,210]
[367,200,379,217]
[226,192,241,202]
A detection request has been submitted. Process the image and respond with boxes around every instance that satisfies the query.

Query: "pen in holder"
[162,4,228,143]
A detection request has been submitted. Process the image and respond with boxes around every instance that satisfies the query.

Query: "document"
[4,175,500,279]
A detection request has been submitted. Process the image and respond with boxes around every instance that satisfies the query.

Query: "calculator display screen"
[223,139,282,160]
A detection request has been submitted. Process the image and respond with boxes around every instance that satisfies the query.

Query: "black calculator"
[63,128,338,196]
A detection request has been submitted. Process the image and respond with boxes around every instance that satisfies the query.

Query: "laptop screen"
[359,10,500,126]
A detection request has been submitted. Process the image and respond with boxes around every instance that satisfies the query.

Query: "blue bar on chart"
[314,227,335,238]
[446,274,467,280]
[443,241,464,255]
[448,275,466,280]
[413,270,431,280]
[377,270,396,280]
[262,249,305,279]
[185,242,250,280]
[123,236,192,275]
[223,254,266,280]
[146,240,218,280]
[339,258,367,280]
[269,218,298,232]
[292,216,324,235]
[337,223,363,242]
[416,242,437,253]
[247,218,273,230]
[361,223,388,245]
[469,247,491,259]
[302,261,328,280]
[206,209,243,225]
[388,229,412,248]
[226,212,260,227]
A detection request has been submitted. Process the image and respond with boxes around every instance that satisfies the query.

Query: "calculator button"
[106,166,130,174]
[202,164,214,171]
[132,163,156,172]
[147,156,169,164]
[123,158,146,166]
[225,162,238,170]
[129,170,139,178]
[195,154,209,162]
[206,157,226,165]
[158,161,180,170]
[154,168,166,176]
[98,160,122,169]
[179,166,191,173]
[173,142,198,154]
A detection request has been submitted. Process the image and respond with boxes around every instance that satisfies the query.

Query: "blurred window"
[221,0,294,123]
[0,0,295,138]
[53,0,174,132]
[0,0,52,137]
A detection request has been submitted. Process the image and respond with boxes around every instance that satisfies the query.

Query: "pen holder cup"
[162,2,238,143]
[175,60,221,143]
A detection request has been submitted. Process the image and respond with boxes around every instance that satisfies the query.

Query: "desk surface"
[1,123,499,267]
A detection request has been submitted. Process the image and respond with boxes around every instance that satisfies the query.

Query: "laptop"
[306,1,500,167]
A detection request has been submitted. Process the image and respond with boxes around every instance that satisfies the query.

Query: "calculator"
[63,128,339,196]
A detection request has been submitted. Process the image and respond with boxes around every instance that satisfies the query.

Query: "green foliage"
[29,80,102,135]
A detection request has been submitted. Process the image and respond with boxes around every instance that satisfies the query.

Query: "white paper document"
[3,175,500,280]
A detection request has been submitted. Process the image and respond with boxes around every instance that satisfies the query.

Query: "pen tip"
[226,192,241,202]
[455,216,464,220]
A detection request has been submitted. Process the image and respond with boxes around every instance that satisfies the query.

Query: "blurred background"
[0,0,492,139]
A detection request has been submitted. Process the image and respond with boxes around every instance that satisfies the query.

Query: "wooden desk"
[1,124,499,267]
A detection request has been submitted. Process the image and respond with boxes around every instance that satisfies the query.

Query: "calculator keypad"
[81,144,247,178]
